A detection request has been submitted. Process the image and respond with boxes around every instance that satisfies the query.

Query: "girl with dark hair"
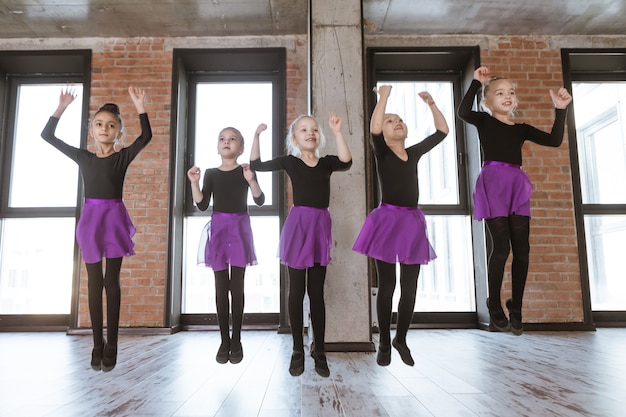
[41,86,152,371]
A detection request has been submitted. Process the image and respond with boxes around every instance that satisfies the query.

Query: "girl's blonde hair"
[285,114,326,157]
[218,127,245,145]
[481,77,519,117]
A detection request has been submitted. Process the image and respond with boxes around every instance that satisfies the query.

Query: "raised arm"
[370,85,392,135]
[250,123,266,162]
[52,85,77,118]
[328,112,352,163]
[418,92,449,135]
[128,85,147,114]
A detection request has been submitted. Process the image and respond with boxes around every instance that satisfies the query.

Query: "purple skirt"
[473,161,533,220]
[353,203,436,265]
[197,212,257,271]
[76,198,136,264]
[280,206,332,269]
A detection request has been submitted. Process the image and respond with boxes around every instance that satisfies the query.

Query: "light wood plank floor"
[1,328,625,417]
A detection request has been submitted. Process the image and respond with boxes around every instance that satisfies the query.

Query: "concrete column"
[310,0,373,351]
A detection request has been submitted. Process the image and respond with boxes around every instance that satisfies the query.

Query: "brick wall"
[4,33,622,328]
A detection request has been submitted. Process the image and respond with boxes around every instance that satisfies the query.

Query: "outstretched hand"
[328,112,343,133]
[474,66,492,84]
[128,86,147,113]
[549,87,573,109]
[373,85,392,98]
[59,86,77,108]
[255,123,267,136]
[418,91,435,105]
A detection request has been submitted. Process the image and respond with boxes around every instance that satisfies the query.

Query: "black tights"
[288,264,327,353]
[86,257,123,348]
[485,215,530,311]
[375,260,420,347]
[214,266,246,345]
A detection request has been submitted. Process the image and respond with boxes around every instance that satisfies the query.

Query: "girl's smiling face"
[382,113,407,141]
[483,78,518,116]
[290,116,321,153]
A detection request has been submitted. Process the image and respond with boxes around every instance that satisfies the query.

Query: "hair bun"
[99,103,120,115]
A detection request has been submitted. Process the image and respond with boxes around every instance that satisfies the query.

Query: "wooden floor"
[1,328,625,417]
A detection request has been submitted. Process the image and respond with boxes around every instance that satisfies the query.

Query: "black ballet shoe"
[101,343,117,372]
[392,337,415,367]
[312,352,330,378]
[289,351,305,376]
[487,297,510,332]
[90,341,105,371]
[377,344,391,366]
[506,299,524,336]
[229,341,243,364]
[216,340,230,364]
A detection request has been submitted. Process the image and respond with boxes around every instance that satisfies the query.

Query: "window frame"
[366,47,483,327]
[562,48,626,325]
[167,48,287,330]
[0,50,91,330]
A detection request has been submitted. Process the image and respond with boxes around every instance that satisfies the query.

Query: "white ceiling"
[0,0,624,39]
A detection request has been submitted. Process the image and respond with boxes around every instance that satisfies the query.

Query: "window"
[169,48,286,328]
[563,49,626,321]
[367,48,480,322]
[0,50,91,326]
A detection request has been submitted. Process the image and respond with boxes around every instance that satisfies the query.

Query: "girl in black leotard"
[187,124,265,365]
[250,113,352,378]
[353,85,448,367]
[458,66,572,335]
[41,86,152,371]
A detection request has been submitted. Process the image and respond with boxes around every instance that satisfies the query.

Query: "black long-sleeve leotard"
[195,166,265,212]
[458,79,567,166]
[372,130,447,207]
[250,155,352,208]
[41,113,152,199]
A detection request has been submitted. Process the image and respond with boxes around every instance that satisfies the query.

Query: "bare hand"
[255,123,267,136]
[241,163,256,182]
[128,86,146,113]
[59,85,77,109]
[328,112,343,133]
[187,166,201,183]
[474,66,492,84]
[373,85,392,98]
[418,91,435,105]
[549,87,573,109]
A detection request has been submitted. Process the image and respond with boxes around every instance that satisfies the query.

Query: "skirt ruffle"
[280,206,332,269]
[353,203,436,265]
[473,162,533,220]
[76,199,136,264]
[197,212,257,271]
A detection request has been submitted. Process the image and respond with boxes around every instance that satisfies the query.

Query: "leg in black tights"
[214,269,232,361]
[395,263,420,345]
[287,267,307,376]
[306,264,327,355]
[485,215,530,310]
[229,266,246,349]
[508,214,530,310]
[375,260,396,349]
[86,257,122,371]
[287,267,307,353]
[485,217,511,312]
[86,257,123,348]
